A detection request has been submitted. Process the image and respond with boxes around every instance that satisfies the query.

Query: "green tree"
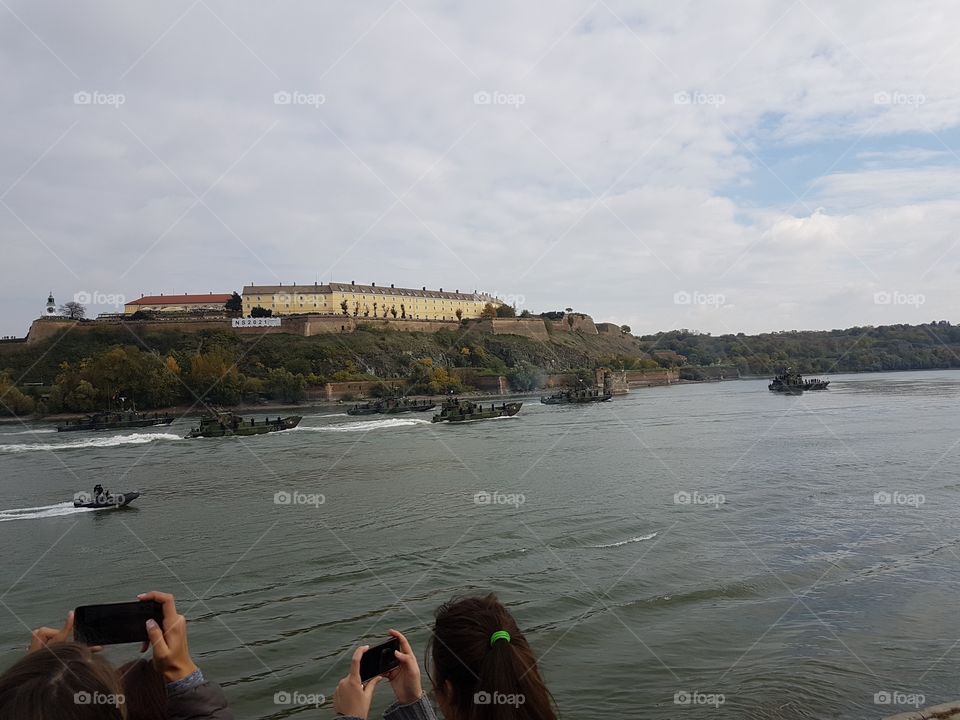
[480,303,498,318]
[264,368,306,403]
[0,374,35,415]
[225,292,243,313]
[495,305,516,318]
[250,306,272,318]
[340,300,349,315]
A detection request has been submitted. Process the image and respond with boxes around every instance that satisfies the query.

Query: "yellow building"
[241,282,501,321]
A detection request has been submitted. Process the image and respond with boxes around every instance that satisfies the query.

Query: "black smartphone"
[359,638,400,682]
[74,601,164,645]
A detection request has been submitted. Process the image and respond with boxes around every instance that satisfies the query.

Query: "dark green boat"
[768,368,830,394]
[540,387,612,404]
[431,398,522,423]
[185,411,302,438]
[57,410,175,432]
[347,398,436,416]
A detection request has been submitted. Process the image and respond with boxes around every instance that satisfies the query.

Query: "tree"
[225,292,243,313]
[340,300,349,315]
[400,304,406,319]
[620,325,631,334]
[480,303,498,318]
[264,368,306,403]
[0,373,35,415]
[455,308,463,321]
[495,305,516,318]
[567,314,575,329]
[60,301,85,320]
[250,306,272,318]
[390,305,397,318]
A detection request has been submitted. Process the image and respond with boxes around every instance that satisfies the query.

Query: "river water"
[1,370,959,719]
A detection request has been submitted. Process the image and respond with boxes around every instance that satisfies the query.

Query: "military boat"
[185,411,302,438]
[431,399,522,423]
[540,387,612,404]
[57,410,175,432]
[347,398,436,416]
[768,368,830,394]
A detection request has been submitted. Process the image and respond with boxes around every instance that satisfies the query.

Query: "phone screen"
[74,601,164,645]
[359,638,400,682]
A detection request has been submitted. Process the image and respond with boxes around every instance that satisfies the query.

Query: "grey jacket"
[167,669,233,720]
[343,695,438,720]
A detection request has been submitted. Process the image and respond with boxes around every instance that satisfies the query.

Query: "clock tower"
[45,292,57,316]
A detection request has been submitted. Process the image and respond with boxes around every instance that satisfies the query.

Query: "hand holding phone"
[74,601,164,645]
[359,637,401,682]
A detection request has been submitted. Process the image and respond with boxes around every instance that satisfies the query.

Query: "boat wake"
[0,502,99,522]
[0,432,181,454]
[295,418,431,433]
[0,428,57,436]
[591,532,658,548]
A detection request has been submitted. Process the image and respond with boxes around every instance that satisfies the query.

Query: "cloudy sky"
[2,0,959,338]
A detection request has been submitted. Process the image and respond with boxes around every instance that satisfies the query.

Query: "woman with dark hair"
[0,591,232,720]
[0,642,125,720]
[335,593,557,720]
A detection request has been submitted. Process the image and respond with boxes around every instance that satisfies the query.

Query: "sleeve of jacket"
[382,695,438,720]
[166,678,234,720]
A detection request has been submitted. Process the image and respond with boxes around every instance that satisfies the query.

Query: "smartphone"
[359,638,400,682]
[74,601,164,645]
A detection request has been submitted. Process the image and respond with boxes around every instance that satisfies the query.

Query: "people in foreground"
[0,590,232,720]
[335,593,557,720]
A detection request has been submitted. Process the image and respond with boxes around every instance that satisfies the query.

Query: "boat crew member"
[93,483,104,500]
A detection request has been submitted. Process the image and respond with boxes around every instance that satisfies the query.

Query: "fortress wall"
[548,314,598,335]
[469,318,550,341]
[623,369,678,386]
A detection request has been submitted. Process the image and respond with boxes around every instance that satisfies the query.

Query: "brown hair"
[118,659,167,720]
[428,594,557,720]
[0,642,125,720]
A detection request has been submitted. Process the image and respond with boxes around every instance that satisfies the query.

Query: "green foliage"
[264,368,306,403]
[495,305,516,318]
[250,305,272,318]
[225,292,243,312]
[506,362,542,391]
[0,374,35,415]
[480,303,498,319]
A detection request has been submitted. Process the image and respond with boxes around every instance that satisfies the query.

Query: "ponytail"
[429,594,556,720]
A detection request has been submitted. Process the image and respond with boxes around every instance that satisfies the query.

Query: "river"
[1,370,959,718]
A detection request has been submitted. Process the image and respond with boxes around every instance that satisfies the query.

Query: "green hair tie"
[490,630,511,647]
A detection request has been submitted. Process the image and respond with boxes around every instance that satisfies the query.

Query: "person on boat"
[334,593,556,720]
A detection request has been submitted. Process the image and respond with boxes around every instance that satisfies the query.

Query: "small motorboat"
[73,491,140,509]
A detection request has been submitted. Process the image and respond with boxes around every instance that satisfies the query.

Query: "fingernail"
[146,619,158,630]
[137,593,147,599]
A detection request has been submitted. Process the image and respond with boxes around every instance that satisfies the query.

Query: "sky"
[2,0,959,338]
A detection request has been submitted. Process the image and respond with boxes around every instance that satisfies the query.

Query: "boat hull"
[432,402,522,423]
[186,415,302,438]
[541,393,612,404]
[74,491,140,509]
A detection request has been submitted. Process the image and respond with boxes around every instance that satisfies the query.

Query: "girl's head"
[428,594,556,720]
[118,659,167,720]
[0,642,125,720]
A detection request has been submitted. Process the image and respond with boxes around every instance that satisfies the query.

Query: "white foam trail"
[591,532,658,548]
[0,432,180,454]
[0,501,99,522]
[295,418,431,433]
[0,428,57,436]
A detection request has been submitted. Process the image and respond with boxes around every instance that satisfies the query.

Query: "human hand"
[334,645,384,719]
[138,591,198,682]
[384,629,422,705]
[29,611,74,652]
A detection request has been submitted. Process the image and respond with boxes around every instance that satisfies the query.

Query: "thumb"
[364,675,384,696]
[145,619,168,656]
[394,650,416,668]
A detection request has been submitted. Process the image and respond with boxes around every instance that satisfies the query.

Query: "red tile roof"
[127,294,233,306]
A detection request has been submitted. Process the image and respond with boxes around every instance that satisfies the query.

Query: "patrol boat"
[431,398,522,423]
[185,411,302,438]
